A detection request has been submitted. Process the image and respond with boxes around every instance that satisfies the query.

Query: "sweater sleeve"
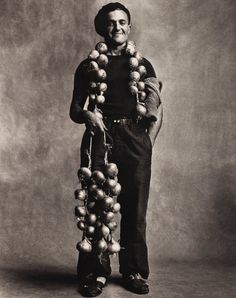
[69,59,89,124]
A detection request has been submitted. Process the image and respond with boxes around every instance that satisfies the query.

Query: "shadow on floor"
[0,264,78,288]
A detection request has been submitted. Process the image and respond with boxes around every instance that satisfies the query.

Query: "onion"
[76,238,92,253]
[88,184,98,195]
[104,211,115,223]
[95,42,108,54]
[96,94,105,105]
[87,201,96,210]
[136,103,147,116]
[92,170,106,184]
[97,54,109,66]
[97,238,108,253]
[101,224,110,239]
[112,202,121,213]
[134,51,143,62]
[110,183,121,196]
[98,82,107,93]
[88,50,100,60]
[96,220,102,229]
[94,188,105,200]
[102,196,114,211]
[86,213,97,225]
[75,206,86,217]
[137,81,145,91]
[74,189,87,200]
[108,239,120,254]
[129,85,139,95]
[96,69,107,81]
[107,221,117,231]
[130,71,141,82]
[86,225,95,235]
[88,61,99,72]
[126,42,136,56]
[89,94,96,103]
[89,81,97,91]
[138,91,146,101]
[138,65,147,77]
[104,178,117,190]
[129,57,139,69]
[77,220,86,231]
[105,163,118,178]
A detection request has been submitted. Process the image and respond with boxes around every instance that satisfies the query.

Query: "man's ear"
[128,24,131,33]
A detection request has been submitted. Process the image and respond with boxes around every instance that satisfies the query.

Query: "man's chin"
[111,38,127,46]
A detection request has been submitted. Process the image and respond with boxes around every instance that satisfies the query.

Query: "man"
[70,2,163,296]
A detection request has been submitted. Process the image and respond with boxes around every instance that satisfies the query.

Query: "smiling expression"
[104,9,131,46]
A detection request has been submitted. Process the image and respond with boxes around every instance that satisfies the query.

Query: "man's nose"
[114,22,121,31]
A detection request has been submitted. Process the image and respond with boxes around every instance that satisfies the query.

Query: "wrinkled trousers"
[77,120,152,280]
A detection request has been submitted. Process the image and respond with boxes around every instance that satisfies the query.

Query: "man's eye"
[120,21,126,25]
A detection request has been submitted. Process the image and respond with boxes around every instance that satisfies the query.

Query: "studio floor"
[0,259,235,298]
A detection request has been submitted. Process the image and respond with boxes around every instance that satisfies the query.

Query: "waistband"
[103,117,136,125]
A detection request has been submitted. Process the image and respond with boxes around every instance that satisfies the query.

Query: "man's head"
[94,2,131,46]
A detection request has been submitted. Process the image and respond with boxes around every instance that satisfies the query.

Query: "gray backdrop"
[0,0,235,270]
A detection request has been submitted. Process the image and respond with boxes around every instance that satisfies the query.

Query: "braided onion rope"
[87,41,147,119]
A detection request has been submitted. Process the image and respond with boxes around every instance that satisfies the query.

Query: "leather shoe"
[82,279,106,297]
[123,273,149,294]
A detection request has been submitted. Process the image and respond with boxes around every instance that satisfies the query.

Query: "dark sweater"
[70,55,156,122]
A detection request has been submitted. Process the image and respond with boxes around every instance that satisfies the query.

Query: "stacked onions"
[87,41,148,119]
[75,163,121,255]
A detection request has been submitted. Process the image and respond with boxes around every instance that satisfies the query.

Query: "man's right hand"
[83,111,107,135]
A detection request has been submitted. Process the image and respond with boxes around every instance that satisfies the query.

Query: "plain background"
[0,0,235,272]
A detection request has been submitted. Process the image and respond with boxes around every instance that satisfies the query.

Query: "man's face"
[104,9,131,45]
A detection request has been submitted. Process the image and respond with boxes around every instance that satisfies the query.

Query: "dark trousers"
[77,120,152,280]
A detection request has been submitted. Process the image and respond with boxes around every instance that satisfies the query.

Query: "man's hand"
[83,111,107,135]
[147,103,163,147]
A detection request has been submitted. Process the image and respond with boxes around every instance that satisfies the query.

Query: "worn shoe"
[123,273,149,294]
[82,278,106,297]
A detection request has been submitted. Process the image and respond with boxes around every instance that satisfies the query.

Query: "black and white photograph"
[0,1,235,297]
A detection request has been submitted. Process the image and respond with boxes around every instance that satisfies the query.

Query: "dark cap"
[94,2,131,37]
